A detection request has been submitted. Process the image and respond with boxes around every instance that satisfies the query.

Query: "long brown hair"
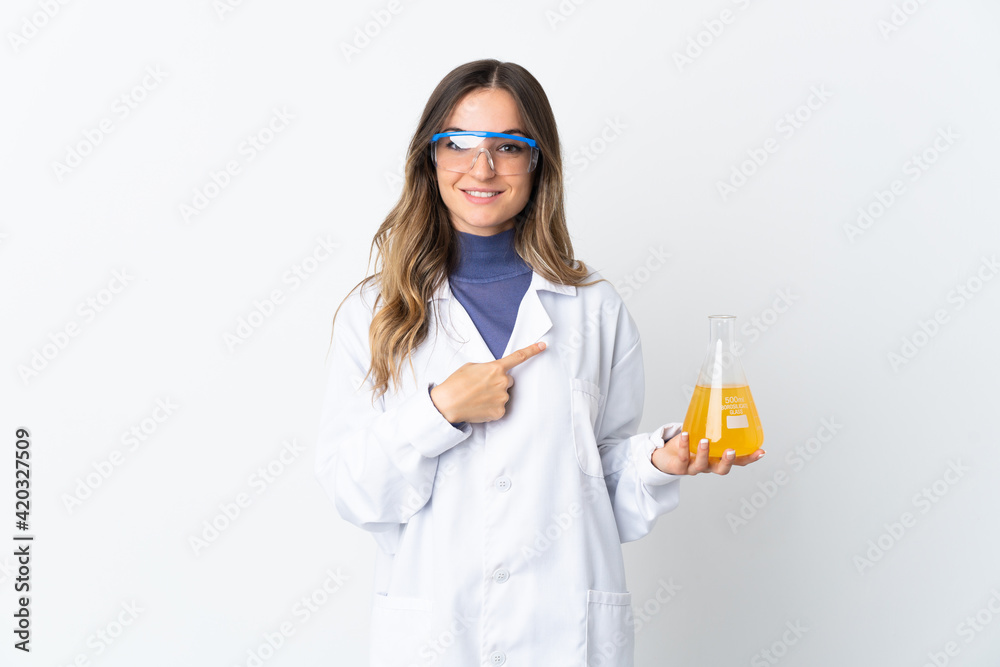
[329,59,603,399]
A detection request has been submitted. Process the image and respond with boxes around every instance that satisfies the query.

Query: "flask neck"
[698,316,748,387]
[709,316,736,348]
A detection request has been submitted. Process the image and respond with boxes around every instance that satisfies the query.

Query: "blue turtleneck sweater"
[450,227,533,359]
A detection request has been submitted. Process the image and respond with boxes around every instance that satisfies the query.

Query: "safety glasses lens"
[432,134,537,175]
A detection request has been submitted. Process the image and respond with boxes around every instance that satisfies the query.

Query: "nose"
[468,148,496,179]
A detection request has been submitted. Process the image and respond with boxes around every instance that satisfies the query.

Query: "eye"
[498,143,523,153]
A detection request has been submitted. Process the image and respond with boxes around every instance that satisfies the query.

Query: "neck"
[452,227,531,282]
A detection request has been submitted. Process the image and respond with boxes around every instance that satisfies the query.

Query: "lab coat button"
[489,650,506,665]
[494,476,511,492]
[492,568,509,583]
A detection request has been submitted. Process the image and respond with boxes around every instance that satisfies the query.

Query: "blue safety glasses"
[429,131,540,175]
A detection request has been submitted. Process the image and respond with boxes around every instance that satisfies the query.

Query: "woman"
[316,59,764,666]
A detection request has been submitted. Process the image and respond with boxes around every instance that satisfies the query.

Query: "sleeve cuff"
[637,423,685,487]
[396,382,471,459]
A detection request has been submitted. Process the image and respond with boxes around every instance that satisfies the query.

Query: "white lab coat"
[315,268,684,667]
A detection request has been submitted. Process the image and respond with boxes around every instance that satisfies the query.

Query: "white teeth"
[465,190,500,198]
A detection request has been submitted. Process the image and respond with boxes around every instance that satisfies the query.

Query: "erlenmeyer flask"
[681,315,763,458]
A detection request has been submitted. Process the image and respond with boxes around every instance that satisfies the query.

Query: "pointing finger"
[497,341,546,371]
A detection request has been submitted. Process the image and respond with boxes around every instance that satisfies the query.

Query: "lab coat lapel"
[429,270,576,363]
[431,276,495,364]
[502,270,576,358]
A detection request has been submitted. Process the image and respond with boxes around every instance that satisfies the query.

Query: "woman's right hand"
[430,342,546,424]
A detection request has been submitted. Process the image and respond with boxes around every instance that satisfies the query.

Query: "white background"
[3,0,999,665]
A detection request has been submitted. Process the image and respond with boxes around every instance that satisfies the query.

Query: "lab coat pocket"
[570,378,606,478]
[370,593,433,665]
[586,589,635,667]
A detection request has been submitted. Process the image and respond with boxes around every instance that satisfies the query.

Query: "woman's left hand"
[651,432,765,476]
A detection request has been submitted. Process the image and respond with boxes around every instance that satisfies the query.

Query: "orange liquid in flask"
[682,384,763,458]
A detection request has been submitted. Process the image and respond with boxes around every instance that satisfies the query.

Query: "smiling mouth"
[462,189,502,198]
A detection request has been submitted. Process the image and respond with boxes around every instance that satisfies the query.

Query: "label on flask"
[682,384,763,457]
[726,414,749,429]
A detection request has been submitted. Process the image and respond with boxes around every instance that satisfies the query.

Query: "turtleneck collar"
[452,227,533,283]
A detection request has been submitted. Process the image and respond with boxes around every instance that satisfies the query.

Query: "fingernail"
[699,439,708,450]
[725,449,735,459]
[538,342,546,350]
[758,450,766,458]
[681,431,688,438]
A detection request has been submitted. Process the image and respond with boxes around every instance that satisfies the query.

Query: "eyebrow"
[441,127,526,135]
